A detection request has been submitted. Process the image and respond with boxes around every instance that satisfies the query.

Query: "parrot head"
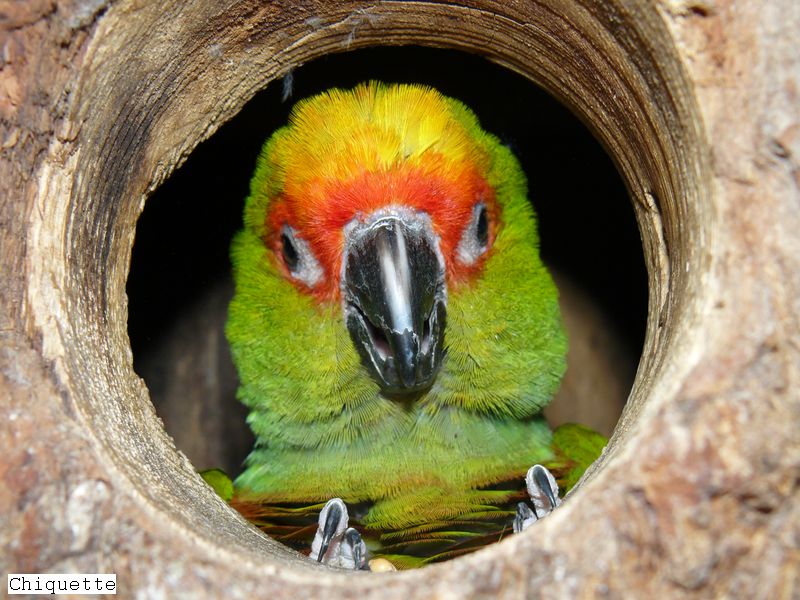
[228,82,566,505]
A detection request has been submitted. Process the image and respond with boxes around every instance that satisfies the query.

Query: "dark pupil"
[476,206,489,246]
[281,233,299,271]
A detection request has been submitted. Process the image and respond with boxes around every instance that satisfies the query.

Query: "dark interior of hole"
[127,47,647,476]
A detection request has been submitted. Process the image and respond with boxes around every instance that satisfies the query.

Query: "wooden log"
[1,0,797,597]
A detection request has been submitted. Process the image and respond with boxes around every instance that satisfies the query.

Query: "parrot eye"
[278,225,324,288]
[280,232,299,271]
[456,201,491,266]
[476,205,489,247]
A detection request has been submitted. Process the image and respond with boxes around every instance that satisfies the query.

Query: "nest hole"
[28,0,709,582]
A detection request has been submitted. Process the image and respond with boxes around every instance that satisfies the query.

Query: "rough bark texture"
[1,0,798,598]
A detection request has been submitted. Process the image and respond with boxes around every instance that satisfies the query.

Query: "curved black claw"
[514,465,562,533]
[310,499,369,570]
[340,527,368,570]
[513,501,537,534]
[310,498,348,564]
[525,464,561,518]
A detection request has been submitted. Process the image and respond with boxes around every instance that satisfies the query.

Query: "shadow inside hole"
[126,46,647,477]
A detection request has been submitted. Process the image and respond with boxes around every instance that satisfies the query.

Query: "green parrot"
[223,82,605,569]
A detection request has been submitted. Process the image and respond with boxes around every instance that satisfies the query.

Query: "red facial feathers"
[265,162,499,303]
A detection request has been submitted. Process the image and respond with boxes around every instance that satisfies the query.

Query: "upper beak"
[343,212,446,395]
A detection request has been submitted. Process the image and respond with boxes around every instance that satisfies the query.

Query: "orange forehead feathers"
[248,83,500,301]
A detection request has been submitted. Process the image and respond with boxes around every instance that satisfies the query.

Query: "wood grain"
[1,0,798,596]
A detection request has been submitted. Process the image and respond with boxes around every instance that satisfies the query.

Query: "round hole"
[26,0,712,593]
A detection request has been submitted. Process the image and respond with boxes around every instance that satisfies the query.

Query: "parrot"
[223,82,606,569]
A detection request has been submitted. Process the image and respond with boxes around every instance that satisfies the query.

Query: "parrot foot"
[310,498,368,570]
[513,464,561,533]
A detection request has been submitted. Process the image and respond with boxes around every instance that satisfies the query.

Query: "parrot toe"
[514,464,561,533]
[310,498,369,570]
[526,464,561,517]
[310,498,349,565]
[513,501,538,533]
[340,527,368,570]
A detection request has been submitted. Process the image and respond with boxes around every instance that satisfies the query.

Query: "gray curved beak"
[343,213,446,395]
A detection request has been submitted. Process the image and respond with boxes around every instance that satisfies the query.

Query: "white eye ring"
[279,225,324,287]
[455,202,490,266]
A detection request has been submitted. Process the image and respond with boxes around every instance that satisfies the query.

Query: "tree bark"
[1,0,797,598]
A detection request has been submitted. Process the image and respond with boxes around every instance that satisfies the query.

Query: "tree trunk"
[1,0,797,597]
